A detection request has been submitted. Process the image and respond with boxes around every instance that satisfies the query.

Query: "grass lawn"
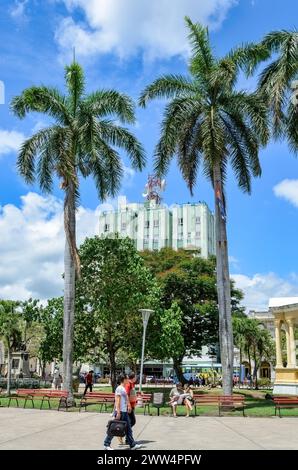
[1,388,298,417]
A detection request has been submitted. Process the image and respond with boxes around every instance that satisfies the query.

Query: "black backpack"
[107,419,127,437]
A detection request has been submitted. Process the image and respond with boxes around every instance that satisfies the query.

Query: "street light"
[138,309,154,394]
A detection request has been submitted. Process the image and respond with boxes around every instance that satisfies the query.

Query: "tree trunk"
[173,356,186,385]
[239,347,242,387]
[213,164,233,395]
[108,349,117,392]
[62,183,76,402]
[6,346,11,396]
[253,349,258,389]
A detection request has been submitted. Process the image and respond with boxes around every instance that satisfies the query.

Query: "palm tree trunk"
[63,183,76,402]
[213,163,233,395]
[7,346,11,396]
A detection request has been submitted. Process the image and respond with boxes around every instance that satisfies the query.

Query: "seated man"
[168,383,193,417]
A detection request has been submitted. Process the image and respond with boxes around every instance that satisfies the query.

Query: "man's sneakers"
[104,446,114,450]
[130,443,142,450]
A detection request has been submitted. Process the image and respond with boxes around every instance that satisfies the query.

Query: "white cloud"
[0,129,25,157]
[10,0,28,20]
[56,0,237,60]
[229,255,240,270]
[273,179,298,208]
[0,192,114,302]
[231,272,298,311]
[123,166,136,188]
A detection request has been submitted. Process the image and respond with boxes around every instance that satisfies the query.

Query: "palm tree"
[139,18,269,395]
[0,301,22,395]
[11,62,145,400]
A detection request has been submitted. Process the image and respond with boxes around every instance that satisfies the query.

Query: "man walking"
[103,374,142,450]
[83,370,94,395]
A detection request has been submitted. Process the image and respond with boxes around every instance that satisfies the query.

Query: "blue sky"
[0,0,298,308]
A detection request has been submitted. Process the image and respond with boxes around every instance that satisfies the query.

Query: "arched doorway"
[242,361,251,378]
[260,361,271,379]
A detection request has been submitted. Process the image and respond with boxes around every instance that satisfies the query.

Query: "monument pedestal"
[273,367,298,396]
[11,351,31,378]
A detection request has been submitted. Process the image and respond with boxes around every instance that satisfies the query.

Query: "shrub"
[257,378,272,388]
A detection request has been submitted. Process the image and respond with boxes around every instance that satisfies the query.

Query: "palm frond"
[82,90,135,123]
[93,139,123,198]
[17,127,58,184]
[139,75,195,107]
[154,97,200,176]
[185,17,214,78]
[65,62,85,116]
[98,121,146,171]
[11,87,70,125]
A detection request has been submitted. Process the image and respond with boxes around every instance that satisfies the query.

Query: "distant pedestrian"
[53,368,61,390]
[83,370,94,395]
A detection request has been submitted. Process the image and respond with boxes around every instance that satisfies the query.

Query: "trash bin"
[153,392,164,416]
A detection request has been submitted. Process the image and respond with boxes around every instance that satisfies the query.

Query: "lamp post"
[138,309,154,394]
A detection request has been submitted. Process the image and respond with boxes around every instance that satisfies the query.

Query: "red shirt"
[86,373,93,384]
[125,380,137,408]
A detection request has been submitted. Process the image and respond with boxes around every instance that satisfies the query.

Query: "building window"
[187,232,191,238]
[196,216,201,224]
[144,221,150,228]
[104,224,109,232]
[121,223,126,231]
[178,218,183,226]
[195,232,200,238]
[154,220,159,227]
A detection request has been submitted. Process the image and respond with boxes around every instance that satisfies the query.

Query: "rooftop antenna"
[142,175,166,205]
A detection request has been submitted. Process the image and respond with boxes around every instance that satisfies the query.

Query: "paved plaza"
[0,408,297,450]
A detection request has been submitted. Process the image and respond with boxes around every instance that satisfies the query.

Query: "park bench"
[193,394,245,416]
[136,392,152,415]
[8,389,70,411]
[273,396,298,417]
[79,392,115,412]
[193,394,219,416]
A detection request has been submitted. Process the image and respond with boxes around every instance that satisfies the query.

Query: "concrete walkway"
[0,408,297,450]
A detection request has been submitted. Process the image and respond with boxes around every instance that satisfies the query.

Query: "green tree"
[233,316,275,388]
[139,18,269,394]
[19,298,40,346]
[37,297,96,376]
[76,236,157,390]
[0,301,22,394]
[11,62,145,398]
[142,249,243,383]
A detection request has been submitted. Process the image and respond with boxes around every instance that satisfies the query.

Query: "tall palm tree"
[139,18,269,395]
[11,62,145,400]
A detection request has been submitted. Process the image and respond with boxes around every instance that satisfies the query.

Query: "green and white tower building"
[98,176,215,257]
